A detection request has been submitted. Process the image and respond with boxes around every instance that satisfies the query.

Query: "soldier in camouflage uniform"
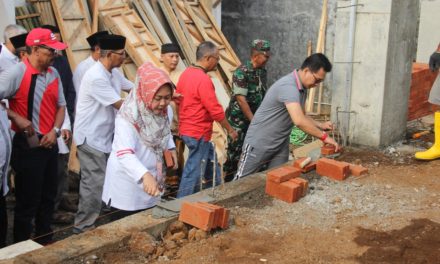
[223,39,271,181]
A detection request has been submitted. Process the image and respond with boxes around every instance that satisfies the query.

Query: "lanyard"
[292,70,303,91]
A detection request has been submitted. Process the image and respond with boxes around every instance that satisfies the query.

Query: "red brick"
[321,144,336,155]
[316,158,350,181]
[195,202,221,228]
[267,166,301,183]
[179,202,215,231]
[293,158,317,173]
[220,208,230,229]
[349,164,368,176]
[265,179,301,203]
[196,202,230,229]
[289,178,309,196]
[408,63,439,121]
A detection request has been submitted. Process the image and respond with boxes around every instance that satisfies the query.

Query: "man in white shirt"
[73,31,133,103]
[0,24,27,75]
[0,102,11,248]
[73,35,127,233]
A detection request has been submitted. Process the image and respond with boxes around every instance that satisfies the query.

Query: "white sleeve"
[61,110,71,131]
[90,78,121,106]
[167,135,175,149]
[113,118,148,183]
[115,69,134,92]
[72,67,83,97]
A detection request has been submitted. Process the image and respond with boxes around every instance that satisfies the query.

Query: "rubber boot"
[415,112,440,160]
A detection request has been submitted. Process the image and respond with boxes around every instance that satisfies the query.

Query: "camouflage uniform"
[224,40,270,181]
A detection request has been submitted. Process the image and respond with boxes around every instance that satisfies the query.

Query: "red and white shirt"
[0,58,66,135]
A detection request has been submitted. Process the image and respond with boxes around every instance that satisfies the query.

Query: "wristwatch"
[53,127,61,137]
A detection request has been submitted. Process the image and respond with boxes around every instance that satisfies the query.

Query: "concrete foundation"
[4,172,266,264]
[331,0,419,147]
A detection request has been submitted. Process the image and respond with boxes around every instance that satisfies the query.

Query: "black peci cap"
[99,35,126,50]
[161,43,180,54]
[10,33,28,49]
[86,31,109,48]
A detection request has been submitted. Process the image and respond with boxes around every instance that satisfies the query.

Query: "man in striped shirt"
[0,28,67,244]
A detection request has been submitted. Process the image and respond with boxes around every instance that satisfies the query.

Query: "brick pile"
[265,166,308,203]
[266,157,369,203]
[179,202,230,231]
[408,63,439,121]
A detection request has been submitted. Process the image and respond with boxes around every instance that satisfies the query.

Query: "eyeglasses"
[38,45,56,55]
[311,72,324,84]
[111,50,126,56]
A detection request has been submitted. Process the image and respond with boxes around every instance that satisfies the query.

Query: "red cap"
[25,28,67,50]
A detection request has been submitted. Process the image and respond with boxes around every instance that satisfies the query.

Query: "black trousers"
[11,134,58,244]
[0,186,6,248]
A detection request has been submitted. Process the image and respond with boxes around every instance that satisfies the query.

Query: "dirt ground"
[77,142,440,264]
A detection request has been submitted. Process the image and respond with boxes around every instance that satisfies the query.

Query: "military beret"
[251,39,270,52]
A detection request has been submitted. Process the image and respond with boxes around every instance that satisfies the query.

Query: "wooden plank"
[158,0,196,63]
[51,0,92,71]
[305,0,327,114]
[132,0,162,45]
[102,8,188,72]
[30,0,56,26]
[172,0,240,89]
[92,0,99,32]
[157,0,234,94]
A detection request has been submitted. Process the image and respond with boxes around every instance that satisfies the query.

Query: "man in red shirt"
[176,41,237,198]
[0,28,67,244]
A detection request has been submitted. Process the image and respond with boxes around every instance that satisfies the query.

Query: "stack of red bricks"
[178,202,230,231]
[408,63,439,121]
[265,156,368,203]
[265,166,309,203]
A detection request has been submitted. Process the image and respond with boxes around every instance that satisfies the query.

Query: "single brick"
[293,158,317,173]
[179,202,215,231]
[289,178,309,196]
[321,144,336,155]
[316,158,350,181]
[265,179,280,198]
[220,208,230,229]
[278,181,302,203]
[196,202,221,228]
[196,202,230,229]
[349,164,368,176]
[266,179,301,203]
[267,166,301,183]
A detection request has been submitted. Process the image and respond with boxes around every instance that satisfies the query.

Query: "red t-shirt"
[176,67,225,141]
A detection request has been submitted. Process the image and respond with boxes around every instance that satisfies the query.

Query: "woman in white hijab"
[102,62,177,219]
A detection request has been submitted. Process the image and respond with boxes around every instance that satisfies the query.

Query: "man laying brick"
[234,53,339,179]
[415,42,440,160]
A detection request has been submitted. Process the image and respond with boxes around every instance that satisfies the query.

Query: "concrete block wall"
[221,0,337,89]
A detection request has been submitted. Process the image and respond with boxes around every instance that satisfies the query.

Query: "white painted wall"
[416,0,440,63]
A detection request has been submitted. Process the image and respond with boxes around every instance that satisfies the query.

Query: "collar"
[97,60,112,78]
[293,69,304,91]
[191,64,208,73]
[23,57,42,74]
[0,43,19,62]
